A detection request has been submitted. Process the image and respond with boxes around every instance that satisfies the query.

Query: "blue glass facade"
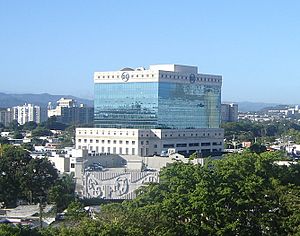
[94,82,221,129]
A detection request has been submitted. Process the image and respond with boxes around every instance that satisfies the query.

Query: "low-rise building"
[75,127,223,157]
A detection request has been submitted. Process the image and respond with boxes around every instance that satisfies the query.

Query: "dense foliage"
[222,120,300,143]
[0,151,295,235]
[0,145,58,207]
[1,151,300,235]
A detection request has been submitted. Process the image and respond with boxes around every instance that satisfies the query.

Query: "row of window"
[78,131,222,137]
[78,145,136,155]
[78,139,136,145]
[162,132,222,137]
[97,74,155,79]
[78,130,136,136]
[96,74,221,83]
[162,142,222,148]
[160,74,221,83]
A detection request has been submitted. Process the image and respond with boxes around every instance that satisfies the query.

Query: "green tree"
[0,224,39,236]
[0,136,9,144]
[65,201,88,221]
[13,131,23,139]
[31,127,53,137]
[24,158,58,202]
[21,142,34,151]
[9,120,21,132]
[48,174,75,211]
[249,143,267,154]
[23,121,38,131]
[0,145,58,207]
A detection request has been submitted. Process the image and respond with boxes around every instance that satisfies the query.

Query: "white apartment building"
[12,104,42,125]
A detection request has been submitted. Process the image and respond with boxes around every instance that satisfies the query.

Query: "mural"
[83,171,159,199]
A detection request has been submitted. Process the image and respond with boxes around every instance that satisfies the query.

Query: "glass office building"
[94,82,221,129]
[94,65,222,129]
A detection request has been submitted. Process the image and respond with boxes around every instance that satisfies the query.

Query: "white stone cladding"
[76,127,224,157]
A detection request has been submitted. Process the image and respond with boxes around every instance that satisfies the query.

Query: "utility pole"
[38,196,43,229]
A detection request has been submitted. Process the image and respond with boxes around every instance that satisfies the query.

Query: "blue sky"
[1,1,299,103]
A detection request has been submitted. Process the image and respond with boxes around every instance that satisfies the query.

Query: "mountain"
[223,101,282,112]
[0,92,93,108]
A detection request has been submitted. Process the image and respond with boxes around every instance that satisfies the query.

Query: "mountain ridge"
[0,92,93,108]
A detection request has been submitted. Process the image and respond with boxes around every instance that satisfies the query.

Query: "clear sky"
[1,1,299,103]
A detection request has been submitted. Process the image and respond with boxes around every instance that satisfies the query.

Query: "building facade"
[221,103,238,123]
[48,98,94,125]
[9,104,43,125]
[76,64,224,157]
[94,64,221,129]
[76,127,223,157]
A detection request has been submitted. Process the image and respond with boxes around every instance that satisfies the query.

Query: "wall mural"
[83,171,159,199]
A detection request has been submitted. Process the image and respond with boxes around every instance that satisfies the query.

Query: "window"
[146,141,149,145]
[126,141,129,144]
[107,140,111,144]
[163,144,174,148]
[84,139,87,143]
[132,148,135,155]
[201,142,210,146]
[154,144,158,148]
[119,147,122,154]
[71,163,75,168]
[78,139,81,143]
[96,140,99,143]
[189,143,199,147]
[132,141,135,145]
[176,143,187,147]
[141,141,144,145]
[113,140,116,144]
[119,140,123,144]
[102,140,105,143]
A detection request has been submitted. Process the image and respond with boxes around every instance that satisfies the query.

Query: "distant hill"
[0,92,93,108]
[223,101,282,112]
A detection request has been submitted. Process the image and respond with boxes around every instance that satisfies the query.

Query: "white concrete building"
[11,104,42,125]
[47,98,76,117]
[76,127,223,157]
